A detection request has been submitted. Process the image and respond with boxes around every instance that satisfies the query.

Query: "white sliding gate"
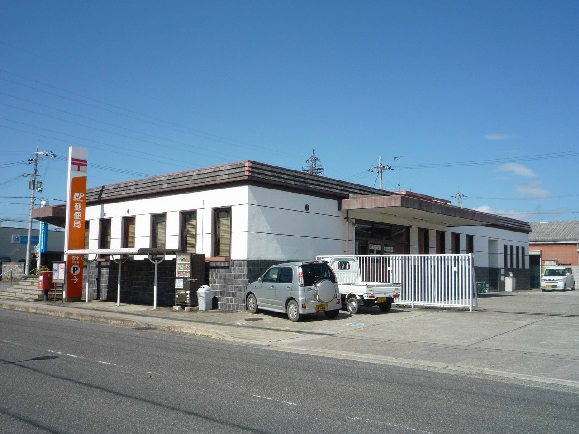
[318,254,477,311]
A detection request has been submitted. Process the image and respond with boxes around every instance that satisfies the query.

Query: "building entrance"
[355,221,410,255]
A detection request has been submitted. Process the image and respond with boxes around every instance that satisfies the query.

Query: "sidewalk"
[2,289,579,392]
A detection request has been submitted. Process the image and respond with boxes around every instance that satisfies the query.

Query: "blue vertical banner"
[39,221,48,253]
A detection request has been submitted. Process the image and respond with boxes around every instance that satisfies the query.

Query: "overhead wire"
[0,101,260,164]
[0,71,302,161]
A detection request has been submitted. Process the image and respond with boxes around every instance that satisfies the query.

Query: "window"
[279,268,293,283]
[516,246,520,269]
[504,245,508,268]
[84,221,90,250]
[151,214,166,249]
[436,231,446,254]
[180,211,196,253]
[354,221,410,254]
[300,263,336,286]
[337,260,351,270]
[466,235,474,254]
[214,208,231,257]
[99,219,111,249]
[521,247,526,269]
[263,267,279,282]
[122,217,135,248]
[510,245,514,268]
[418,228,429,254]
[451,232,460,254]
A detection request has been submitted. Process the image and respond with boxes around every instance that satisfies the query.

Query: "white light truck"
[319,256,401,314]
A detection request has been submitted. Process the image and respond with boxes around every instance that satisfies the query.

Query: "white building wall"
[428,230,437,254]
[409,227,419,254]
[247,186,345,261]
[83,185,349,262]
[85,186,250,260]
[451,226,530,269]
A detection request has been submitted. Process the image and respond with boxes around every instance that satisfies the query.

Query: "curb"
[0,301,226,340]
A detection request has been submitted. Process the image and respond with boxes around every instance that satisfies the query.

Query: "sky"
[1,0,578,230]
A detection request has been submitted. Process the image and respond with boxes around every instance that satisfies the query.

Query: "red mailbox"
[38,271,54,290]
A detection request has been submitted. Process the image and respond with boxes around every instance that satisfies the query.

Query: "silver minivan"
[246,261,342,321]
[541,266,575,291]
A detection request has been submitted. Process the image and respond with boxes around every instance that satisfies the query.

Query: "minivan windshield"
[301,263,335,286]
[544,268,565,277]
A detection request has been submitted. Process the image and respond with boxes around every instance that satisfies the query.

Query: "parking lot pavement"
[1,289,579,391]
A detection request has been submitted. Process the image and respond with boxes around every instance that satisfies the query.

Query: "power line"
[469,193,579,201]
[0,72,301,161]
[399,150,579,170]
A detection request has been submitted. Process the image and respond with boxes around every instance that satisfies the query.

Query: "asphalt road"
[1,310,578,434]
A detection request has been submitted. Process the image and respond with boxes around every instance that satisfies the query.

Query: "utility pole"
[394,155,403,190]
[302,149,324,175]
[451,188,467,208]
[25,147,55,274]
[369,155,392,189]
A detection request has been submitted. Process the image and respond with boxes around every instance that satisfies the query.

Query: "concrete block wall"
[1,262,25,281]
[84,259,279,310]
[207,259,278,310]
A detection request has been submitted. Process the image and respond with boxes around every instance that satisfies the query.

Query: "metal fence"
[318,254,477,311]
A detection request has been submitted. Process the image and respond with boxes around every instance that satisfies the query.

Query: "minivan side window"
[263,268,279,283]
[279,268,293,283]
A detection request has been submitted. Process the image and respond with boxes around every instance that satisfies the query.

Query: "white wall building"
[34,161,531,309]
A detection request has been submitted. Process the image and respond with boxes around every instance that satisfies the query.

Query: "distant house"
[33,161,531,309]
[0,226,64,266]
[529,221,579,284]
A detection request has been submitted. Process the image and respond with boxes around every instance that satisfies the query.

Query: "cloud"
[485,134,516,141]
[496,163,537,178]
[515,181,551,199]
[495,209,538,221]
[474,205,494,214]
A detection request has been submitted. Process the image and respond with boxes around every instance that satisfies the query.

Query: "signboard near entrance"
[64,147,88,300]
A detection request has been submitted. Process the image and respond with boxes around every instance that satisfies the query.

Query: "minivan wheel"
[324,309,339,319]
[246,293,258,313]
[287,300,300,322]
[347,297,359,314]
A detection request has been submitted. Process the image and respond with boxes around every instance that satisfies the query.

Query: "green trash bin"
[477,282,487,294]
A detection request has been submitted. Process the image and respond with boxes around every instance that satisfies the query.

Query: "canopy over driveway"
[342,193,500,229]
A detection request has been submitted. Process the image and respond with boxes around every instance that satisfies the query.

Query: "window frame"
[213,207,231,257]
[98,219,111,250]
[84,221,90,250]
[151,213,167,249]
[122,216,136,249]
[466,235,474,254]
[180,210,197,253]
[451,232,460,254]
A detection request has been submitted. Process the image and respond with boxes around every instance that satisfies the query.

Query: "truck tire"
[316,279,335,303]
[378,300,392,312]
[347,296,359,314]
